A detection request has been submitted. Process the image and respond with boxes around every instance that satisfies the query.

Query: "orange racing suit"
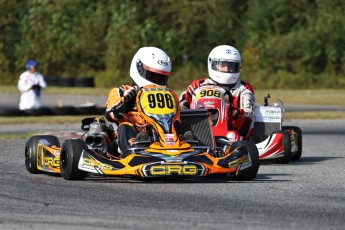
[105,85,145,154]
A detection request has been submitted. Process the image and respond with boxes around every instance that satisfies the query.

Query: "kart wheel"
[60,139,87,180]
[283,126,302,160]
[230,140,260,181]
[272,130,291,164]
[25,135,60,174]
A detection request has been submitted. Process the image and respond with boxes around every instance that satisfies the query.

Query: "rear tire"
[60,139,87,180]
[25,135,60,174]
[283,126,302,160]
[230,140,260,181]
[272,130,291,164]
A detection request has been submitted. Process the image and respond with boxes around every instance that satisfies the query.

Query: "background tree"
[0,0,344,89]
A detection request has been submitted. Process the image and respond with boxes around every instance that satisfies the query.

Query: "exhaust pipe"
[86,135,104,147]
[85,136,94,145]
[94,136,103,146]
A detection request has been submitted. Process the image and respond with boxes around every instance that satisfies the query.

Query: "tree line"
[0,0,344,89]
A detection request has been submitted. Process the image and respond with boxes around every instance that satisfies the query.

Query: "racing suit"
[180,78,255,140]
[105,85,145,154]
[17,70,47,110]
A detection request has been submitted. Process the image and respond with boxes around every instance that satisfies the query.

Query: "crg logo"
[150,165,197,176]
[143,163,205,177]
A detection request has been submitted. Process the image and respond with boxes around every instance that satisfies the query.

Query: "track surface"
[1,120,345,230]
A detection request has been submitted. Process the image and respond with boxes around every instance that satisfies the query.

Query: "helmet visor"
[211,60,240,73]
[137,61,170,86]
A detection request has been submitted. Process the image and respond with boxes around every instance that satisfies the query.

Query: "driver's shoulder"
[239,80,254,93]
[108,84,132,97]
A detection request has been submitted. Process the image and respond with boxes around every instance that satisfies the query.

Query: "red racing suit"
[179,78,255,140]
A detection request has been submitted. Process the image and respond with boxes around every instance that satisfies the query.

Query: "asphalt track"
[0,119,345,230]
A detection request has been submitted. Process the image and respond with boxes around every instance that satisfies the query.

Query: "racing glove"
[244,107,255,120]
[31,84,42,91]
[110,86,139,115]
[123,86,139,102]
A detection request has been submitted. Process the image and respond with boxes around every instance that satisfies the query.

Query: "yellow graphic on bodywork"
[36,144,61,173]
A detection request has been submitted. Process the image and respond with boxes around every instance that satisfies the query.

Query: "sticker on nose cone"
[164,133,175,146]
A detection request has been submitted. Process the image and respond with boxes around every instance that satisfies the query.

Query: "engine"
[85,121,115,154]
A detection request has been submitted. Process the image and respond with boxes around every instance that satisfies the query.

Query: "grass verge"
[0,115,88,125]
[285,111,345,119]
[0,133,35,139]
[0,86,111,96]
[1,86,345,106]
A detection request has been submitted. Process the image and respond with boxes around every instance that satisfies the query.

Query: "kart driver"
[105,47,172,154]
[180,45,255,140]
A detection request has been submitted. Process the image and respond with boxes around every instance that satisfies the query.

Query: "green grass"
[0,132,35,139]
[285,111,345,119]
[0,86,111,96]
[0,115,89,125]
[1,86,345,106]
[254,89,345,106]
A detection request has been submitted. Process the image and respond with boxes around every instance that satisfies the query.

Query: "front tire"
[283,126,302,160]
[60,139,88,180]
[25,135,60,174]
[273,130,291,164]
[230,140,260,181]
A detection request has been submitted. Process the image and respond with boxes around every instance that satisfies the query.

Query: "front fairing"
[190,86,231,137]
[136,86,182,147]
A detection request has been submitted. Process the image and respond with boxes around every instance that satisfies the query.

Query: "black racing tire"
[75,105,99,115]
[0,106,26,116]
[74,77,95,87]
[25,135,60,174]
[96,106,107,115]
[60,139,87,180]
[283,126,302,160]
[51,106,79,115]
[45,75,60,86]
[230,140,260,181]
[272,130,291,164]
[58,77,74,87]
[24,107,54,116]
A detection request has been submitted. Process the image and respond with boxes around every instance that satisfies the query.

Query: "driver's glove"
[244,107,255,120]
[124,86,140,102]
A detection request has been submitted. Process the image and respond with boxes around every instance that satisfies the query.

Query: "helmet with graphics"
[208,45,241,85]
[130,47,172,87]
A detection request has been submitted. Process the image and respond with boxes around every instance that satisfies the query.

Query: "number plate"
[140,90,177,115]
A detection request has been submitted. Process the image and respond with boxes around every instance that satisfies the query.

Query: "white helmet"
[130,47,172,87]
[208,45,241,85]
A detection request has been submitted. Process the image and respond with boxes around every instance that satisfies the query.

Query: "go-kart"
[189,85,302,163]
[24,85,259,180]
[252,94,302,161]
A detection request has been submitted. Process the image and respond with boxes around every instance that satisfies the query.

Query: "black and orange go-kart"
[24,85,259,181]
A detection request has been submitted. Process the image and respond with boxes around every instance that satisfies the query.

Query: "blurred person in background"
[18,60,47,110]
